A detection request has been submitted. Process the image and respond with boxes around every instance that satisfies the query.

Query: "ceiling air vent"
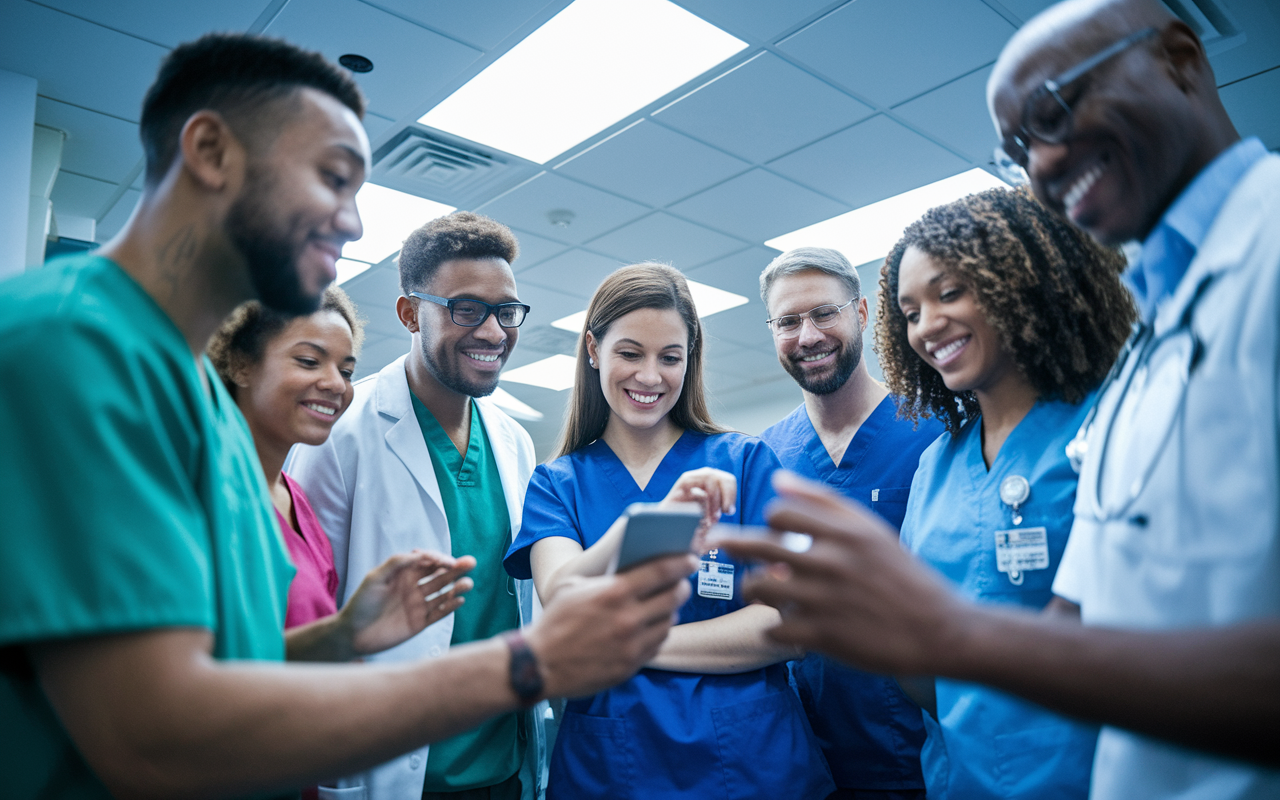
[370,126,538,208]
[1161,0,1245,55]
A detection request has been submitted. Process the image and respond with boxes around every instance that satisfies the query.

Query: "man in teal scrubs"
[0,33,694,800]
[290,212,546,799]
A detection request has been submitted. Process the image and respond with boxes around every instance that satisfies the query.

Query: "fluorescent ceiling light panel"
[501,354,579,392]
[344,183,455,264]
[336,258,372,285]
[490,387,545,421]
[418,0,747,164]
[765,169,1009,267]
[550,279,747,332]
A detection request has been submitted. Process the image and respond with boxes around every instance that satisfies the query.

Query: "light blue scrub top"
[761,397,942,791]
[505,430,834,800]
[900,399,1099,800]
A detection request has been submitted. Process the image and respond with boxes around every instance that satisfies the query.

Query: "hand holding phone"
[608,502,703,574]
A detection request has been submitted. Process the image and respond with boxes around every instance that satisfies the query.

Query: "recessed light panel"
[550,278,748,332]
[344,183,455,265]
[336,258,372,285]
[765,169,1009,267]
[501,353,579,391]
[490,387,545,420]
[418,0,747,164]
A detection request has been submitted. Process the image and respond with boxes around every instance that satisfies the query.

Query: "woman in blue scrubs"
[875,188,1136,799]
[504,263,833,799]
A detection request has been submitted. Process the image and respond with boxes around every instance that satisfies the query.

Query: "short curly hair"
[208,285,365,397]
[398,211,520,294]
[875,187,1135,433]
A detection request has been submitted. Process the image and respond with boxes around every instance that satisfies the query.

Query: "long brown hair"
[553,263,726,459]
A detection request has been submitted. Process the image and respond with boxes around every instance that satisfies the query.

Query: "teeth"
[1063,163,1104,213]
[931,337,968,361]
[304,403,335,416]
[627,390,659,404]
[800,351,833,363]
[466,353,500,362]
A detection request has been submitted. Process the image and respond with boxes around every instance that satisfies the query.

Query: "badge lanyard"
[994,474,1048,586]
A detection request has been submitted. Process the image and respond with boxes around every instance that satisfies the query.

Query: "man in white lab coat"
[290,211,546,800]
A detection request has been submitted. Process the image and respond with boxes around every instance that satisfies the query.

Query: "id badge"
[697,559,734,600]
[994,527,1049,586]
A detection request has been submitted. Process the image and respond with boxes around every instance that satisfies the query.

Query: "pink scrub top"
[277,472,339,629]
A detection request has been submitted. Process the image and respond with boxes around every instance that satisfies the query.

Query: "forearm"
[535,520,625,604]
[940,607,1280,764]
[284,613,357,662]
[36,632,520,799]
[648,604,799,674]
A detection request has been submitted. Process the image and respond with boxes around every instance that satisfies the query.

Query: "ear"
[396,294,420,335]
[857,296,869,330]
[179,110,244,192]
[1159,19,1210,93]
[585,330,599,367]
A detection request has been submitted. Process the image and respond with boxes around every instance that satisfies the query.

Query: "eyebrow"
[615,338,685,351]
[294,341,356,362]
[334,143,371,171]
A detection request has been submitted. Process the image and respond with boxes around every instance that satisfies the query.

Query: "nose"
[472,311,507,344]
[1025,138,1070,186]
[916,302,947,339]
[336,193,363,245]
[635,356,662,387]
[316,361,346,394]
[797,315,826,347]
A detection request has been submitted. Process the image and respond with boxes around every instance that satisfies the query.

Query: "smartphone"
[608,502,703,574]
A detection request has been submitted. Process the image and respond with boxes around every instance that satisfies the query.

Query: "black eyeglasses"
[999,27,1157,169]
[765,299,855,338]
[407,292,531,328]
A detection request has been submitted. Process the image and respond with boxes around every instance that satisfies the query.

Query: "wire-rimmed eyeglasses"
[407,292,531,328]
[765,299,855,339]
[998,27,1157,169]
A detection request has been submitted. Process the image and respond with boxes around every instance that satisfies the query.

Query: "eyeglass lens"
[451,300,527,328]
[773,305,843,336]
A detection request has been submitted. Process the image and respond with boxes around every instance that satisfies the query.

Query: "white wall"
[0,69,37,280]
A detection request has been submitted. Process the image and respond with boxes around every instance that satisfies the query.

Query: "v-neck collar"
[413,395,483,484]
[802,395,895,484]
[962,400,1045,487]
[594,429,702,499]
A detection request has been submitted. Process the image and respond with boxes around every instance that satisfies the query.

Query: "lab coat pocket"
[870,487,912,530]
[547,711,632,800]
[994,721,1097,800]
[711,691,834,800]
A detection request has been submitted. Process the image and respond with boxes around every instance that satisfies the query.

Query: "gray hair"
[759,247,861,310]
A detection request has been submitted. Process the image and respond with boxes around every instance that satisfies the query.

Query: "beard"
[418,330,505,398]
[784,337,861,395]
[224,170,318,316]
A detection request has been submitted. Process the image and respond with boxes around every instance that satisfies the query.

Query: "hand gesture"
[663,467,737,552]
[343,550,476,657]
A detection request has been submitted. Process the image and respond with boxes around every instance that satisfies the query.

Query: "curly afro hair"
[398,211,519,293]
[875,186,1135,433]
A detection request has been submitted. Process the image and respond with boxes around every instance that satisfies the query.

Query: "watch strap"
[502,630,544,707]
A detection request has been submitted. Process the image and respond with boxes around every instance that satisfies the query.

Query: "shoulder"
[758,404,807,449]
[701,430,781,470]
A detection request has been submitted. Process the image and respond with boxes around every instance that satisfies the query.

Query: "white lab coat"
[1054,154,1280,799]
[286,355,545,800]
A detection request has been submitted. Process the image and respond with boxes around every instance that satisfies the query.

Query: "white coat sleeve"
[287,436,356,602]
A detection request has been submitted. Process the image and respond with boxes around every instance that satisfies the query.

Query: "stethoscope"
[1067,275,1212,523]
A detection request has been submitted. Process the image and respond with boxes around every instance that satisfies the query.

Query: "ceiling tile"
[511,280,590,325]
[266,0,482,120]
[706,345,783,381]
[358,301,409,341]
[700,297,774,349]
[1204,0,1280,85]
[653,52,875,163]
[1221,68,1280,151]
[476,172,649,244]
[685,245,778,300]
[769,114,972,207]
[671,0,842,43]
[353,334,411,381]
[0,2,167,122]
[508,226,570,270]
[995,0,1057,24]
[96,188,141,241]
[554,120,749,207]
[705,367,754,395]
[50,171,117,220]
[585,213,745,270]
[362,112,396,143]
[36,96,141,184]
[668,169,846,242]
[32,0,266,48]
[341,262,404,310]
[778,0,1014,107]
[516,249,627,298]
[892,65,998,163]
[365,0,561,50]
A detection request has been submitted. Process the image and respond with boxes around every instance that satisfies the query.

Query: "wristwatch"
[502,630,544,707]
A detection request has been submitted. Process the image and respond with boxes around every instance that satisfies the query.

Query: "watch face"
[506,632,543,703]
[1000,474,1030,507]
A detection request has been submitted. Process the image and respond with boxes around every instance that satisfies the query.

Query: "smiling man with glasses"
[757,247,943,800]
[290,211,548,800]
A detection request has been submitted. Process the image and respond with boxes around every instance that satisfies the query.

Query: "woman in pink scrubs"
[209,286,474,661]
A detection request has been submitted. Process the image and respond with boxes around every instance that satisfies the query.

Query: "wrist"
[502,630,544,707]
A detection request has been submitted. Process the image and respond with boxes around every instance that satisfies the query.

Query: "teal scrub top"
[0,256,295,799]
[412,396,522,791]
[900,399,1099,800]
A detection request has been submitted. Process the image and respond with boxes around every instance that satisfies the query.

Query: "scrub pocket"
[711,691,834,800]
[870,487,912,530]
[994,721,1097,800]
[547,711,633,800]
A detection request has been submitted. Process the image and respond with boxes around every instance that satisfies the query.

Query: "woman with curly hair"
[875,187,1135,799]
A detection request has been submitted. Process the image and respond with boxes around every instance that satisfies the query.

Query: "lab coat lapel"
[376,357,446,518]
[475,399,523,543]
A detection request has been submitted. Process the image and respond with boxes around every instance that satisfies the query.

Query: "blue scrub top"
[761,396,942,792]
[505,430,834,800]
[901,399,1099,800]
